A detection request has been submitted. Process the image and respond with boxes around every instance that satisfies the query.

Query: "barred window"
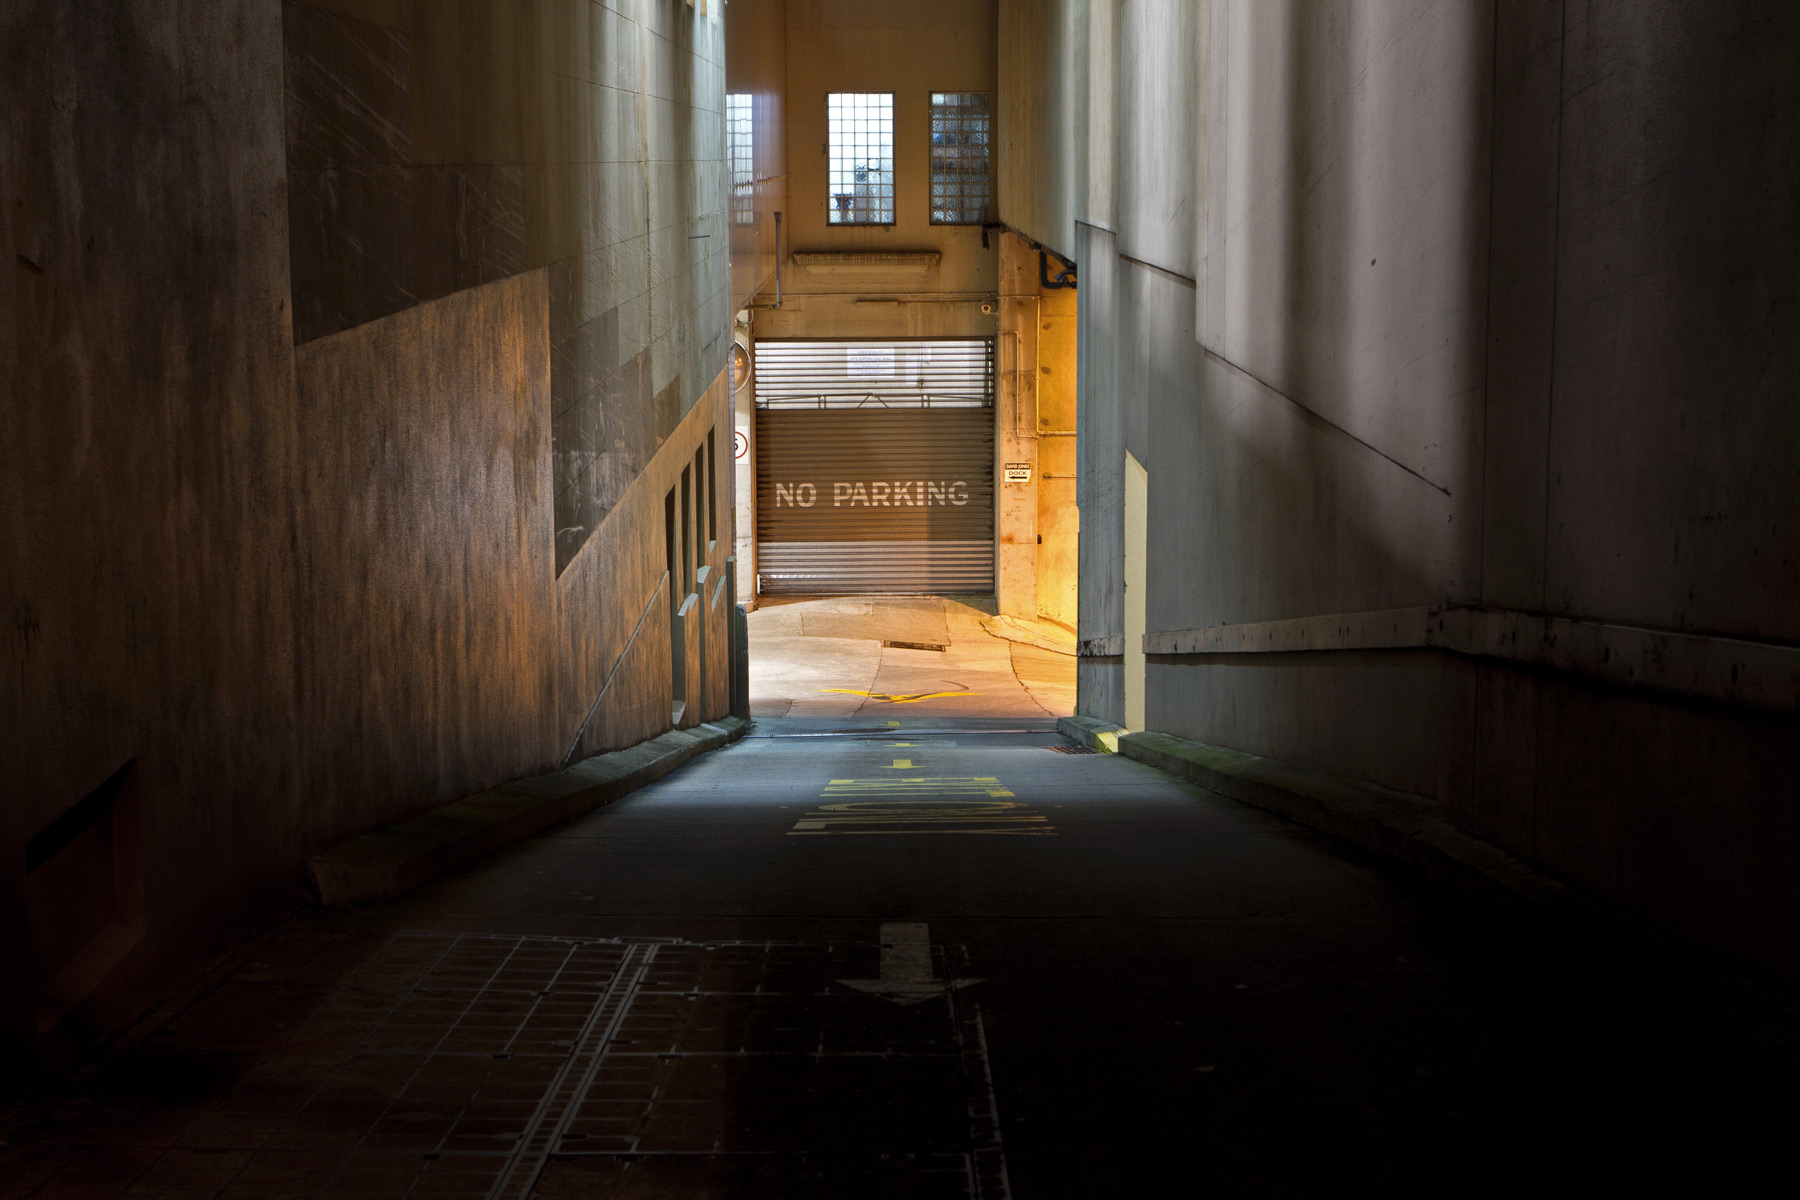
[930,92,990,225]
[827,93,894,225]
[727,93,754,226]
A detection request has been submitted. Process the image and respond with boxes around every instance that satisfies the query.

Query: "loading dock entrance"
[754,339,995,594]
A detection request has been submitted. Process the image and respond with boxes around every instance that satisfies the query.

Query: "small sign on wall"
[1004,462,1032,483]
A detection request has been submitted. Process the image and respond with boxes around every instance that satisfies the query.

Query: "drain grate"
[883,640,948,652]
[1047,744,1099,754]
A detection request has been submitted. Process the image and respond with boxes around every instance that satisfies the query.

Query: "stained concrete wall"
[995,232,1079,626]
[1035,265,1078,630]
[751,0,997,342]
[2,0,735,1070]
[724,0,787,601]
[1002,0,1800,984]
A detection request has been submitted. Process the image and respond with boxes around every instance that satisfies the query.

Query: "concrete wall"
[1035,263,1079,630]
[1,0,736,1070]
[751,0,997,342]
[726,0,786,313]
[995,232,1079,625]
[1002,0,1800,985]
[724,0,787,599]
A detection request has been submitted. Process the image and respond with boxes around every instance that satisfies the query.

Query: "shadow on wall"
[1141,0,1489,793]
[2,0,735,1075]
[1136,0,1800,985]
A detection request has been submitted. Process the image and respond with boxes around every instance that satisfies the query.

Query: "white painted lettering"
[797,482,817,507]
[775,483,795,506]
[852,482,871,506]
[927,481,948,505]
[872,481,891,506]
[834,482,853,506]
[950,481,969,506]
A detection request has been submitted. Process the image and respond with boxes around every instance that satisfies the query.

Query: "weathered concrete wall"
[1072,221,1124,723]
[726,0,787,314]
[1035,271,1078,630]
[995,232,1079,626]
[2,0,735,1070]
[996,0,1084,263]
[291,276,560,828]
[751,0,997,343]
[996,235,1039,617]
[1005,0,1800,984]
[2,0,300,1069]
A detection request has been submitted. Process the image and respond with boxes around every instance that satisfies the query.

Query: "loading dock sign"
[1004,462,1032,483]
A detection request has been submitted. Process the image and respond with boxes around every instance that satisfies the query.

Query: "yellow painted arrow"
[816,688,981,704]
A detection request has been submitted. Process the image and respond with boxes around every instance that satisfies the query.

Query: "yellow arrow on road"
[816,688,981,704]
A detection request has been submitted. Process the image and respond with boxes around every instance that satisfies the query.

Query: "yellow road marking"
[794,769,1047,835]
[816,688,982,704]
[824,780,1005,787]
[818,801,1027,812]
[823,781,1014,796]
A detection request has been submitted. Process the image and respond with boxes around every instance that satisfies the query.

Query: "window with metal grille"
[930,92,990,224]
[752,340,994,409]
[827,93,894,225]
[727,93,754,226]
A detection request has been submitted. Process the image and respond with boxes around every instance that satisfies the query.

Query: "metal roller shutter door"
[754,341,994,594]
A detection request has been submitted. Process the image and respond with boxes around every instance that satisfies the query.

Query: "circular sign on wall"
[733,430,749,460]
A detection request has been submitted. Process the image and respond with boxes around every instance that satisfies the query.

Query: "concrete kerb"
[1056,714,1124,752]
[980,613,1078,657]
[1056,716,1800,1070]
[1059,715,1563,909]
[308,717,751,906]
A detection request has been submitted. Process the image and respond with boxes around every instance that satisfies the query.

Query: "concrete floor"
[746,595,1076,723]
[3,597,1793,1197]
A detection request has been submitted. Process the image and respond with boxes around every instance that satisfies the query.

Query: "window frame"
[928,91,992,226]
[826,92,896,227]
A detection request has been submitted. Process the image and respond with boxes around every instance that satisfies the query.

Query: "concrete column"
[733,321,757,605]
[1036,281,1079,631]
[1123,451,1147,731]
[996,233,1040,618]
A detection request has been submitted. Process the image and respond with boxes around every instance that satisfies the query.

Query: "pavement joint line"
[488,943,658,1200]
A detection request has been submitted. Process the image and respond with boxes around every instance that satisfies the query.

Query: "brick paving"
[2,931,1006,1199]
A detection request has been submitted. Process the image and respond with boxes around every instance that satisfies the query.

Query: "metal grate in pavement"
[4,929,1012,1199]
[1047,745,1099,754]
